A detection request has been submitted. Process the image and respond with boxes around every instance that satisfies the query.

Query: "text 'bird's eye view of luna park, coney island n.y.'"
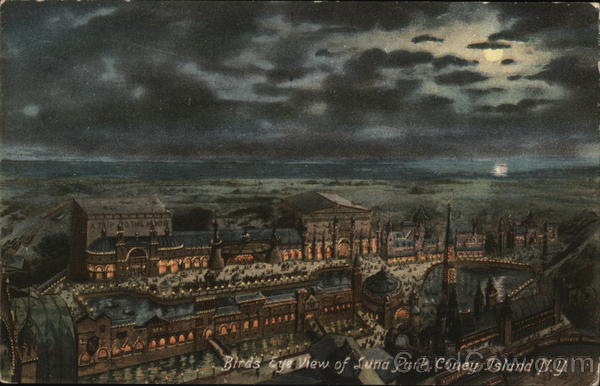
[0,1,599,385]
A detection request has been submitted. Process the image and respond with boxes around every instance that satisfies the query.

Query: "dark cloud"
[464,88,504,98]
[432,55,478,70]
[467,41,511,49]
[525,55,596,88]
[434,70,489,85]
[420,95,454,106]
[501,59,516,65]
[342,48,433,84]
[477,98,554,114]
[275,2,450,32]
[489,3,597,48]
[412,34,444,44]
[252,83,291,97]
[315,48,335,57]
[1,2,596,160]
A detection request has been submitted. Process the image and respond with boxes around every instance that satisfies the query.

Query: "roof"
[509,293,554,321]
[175,228,301,248]
[413,206,431,222]
[1,252,25,270]
[363,268,401,297]
[315,270,351,289]
[13,295,77,383]
[85,295,195,326]
[87,235,183,252]
[215,304,241,316]
[235,292,266,303]
[363,347,397,384]
[74,195,167,215]
[284,191,369,214]
[309,334,362,362]
[461,310,498,335]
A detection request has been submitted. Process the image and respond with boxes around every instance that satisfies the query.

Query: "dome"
[363,268,401,297]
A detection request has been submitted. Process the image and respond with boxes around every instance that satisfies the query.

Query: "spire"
[212,215,220,244]
[149,221,158,245]
[209,214,224,271]
[116,222,125,245]
[443,202,452,262]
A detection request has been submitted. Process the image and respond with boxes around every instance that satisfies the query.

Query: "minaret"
[332,216,338,259]
[349,217,356,261]
[116,222,125,246]
[208,217,224,271]
[436,202,461,353]
[497,217,505,257]
[297,218,307,260]
[542,220,548,261]
[351,253,362,327]
[321,230,327,259]
[312,225,318,260]
[485,277,498,311]
[474,283,485,314]
[149,221,158,246]
[267,221,282,264]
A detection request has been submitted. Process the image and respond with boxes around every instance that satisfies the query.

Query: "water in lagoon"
[78,350,220,384]
[231,332,311,359]
[1,158,597,180]
[422,266,533,311]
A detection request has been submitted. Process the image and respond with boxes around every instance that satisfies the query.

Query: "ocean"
[1,158,597,180]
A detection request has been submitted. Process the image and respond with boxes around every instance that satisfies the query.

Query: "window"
[169,336,177,345]
[220,326,228,335]
[244,321,250,329]
[149,340,157,349]
[97,348,109,360]
[187,331,194,341]
[178,334,185,343]
[253,319,259,328]
[159,338,166,347]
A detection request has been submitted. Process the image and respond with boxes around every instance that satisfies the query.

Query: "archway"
[127,248,149,275]
[338,239,351,258]
[203,329,214,339]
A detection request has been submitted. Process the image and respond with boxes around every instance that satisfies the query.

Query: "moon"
[483,48,504,62]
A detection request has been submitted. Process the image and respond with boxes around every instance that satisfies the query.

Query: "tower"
[485,277,498,311]
[542,220,548,261]
[349,217,356,261]
[409,290,421,334]
[297,218,308,260]
[116,222,125,246]
[474,283,485,314]
[208,217,224,271]
[267,222,282,264]
[499,295,513,346]
[332,216,338,259]
[149,221,158,246]
[436,203,461,353]
[497,217,506,257]
[351,253,362,327]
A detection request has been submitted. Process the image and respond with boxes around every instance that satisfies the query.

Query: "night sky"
[2,2,598,160]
